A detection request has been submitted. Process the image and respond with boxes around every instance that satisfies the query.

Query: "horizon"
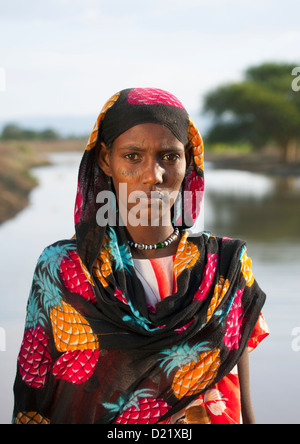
[0,111,213,138]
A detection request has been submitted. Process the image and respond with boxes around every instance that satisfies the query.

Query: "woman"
[13,88,268,424]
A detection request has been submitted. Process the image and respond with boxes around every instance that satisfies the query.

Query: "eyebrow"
[118,145,185,153]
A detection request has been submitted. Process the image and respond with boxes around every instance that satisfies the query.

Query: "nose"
[142,159,164,186]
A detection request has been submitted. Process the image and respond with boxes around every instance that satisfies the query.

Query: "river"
[0,152,299,424]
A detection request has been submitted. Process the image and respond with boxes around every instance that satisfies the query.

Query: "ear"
[97,142,113,177]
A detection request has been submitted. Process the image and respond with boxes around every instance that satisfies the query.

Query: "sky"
[0,0,299,134]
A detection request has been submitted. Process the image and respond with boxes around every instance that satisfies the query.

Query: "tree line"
[2,63,299,163]
[0,124,60,141]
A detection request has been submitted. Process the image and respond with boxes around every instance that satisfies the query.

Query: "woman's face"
[98,123,189,227]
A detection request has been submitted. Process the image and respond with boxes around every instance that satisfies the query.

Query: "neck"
[126,225,180,259]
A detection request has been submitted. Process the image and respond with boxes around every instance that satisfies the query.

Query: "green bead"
[157,242,165,249]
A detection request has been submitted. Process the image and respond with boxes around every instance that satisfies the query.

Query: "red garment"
[133,256,269,425]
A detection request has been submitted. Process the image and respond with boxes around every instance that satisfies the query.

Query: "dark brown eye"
[124,153,140,161]
[162,154,180,162]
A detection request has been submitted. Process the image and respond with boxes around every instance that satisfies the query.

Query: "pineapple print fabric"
[13,89,267,424]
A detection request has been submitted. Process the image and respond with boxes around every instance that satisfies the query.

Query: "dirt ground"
[0,139,85,224]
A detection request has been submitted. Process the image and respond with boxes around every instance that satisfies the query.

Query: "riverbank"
[0,139,85,224]
[205,149,300,177]
[1,140,299,225]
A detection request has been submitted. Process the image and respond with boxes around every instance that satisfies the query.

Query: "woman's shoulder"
[36,238,78,270]
[191,231,247,251]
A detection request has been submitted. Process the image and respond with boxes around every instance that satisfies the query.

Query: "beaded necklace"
[128,228,180,251]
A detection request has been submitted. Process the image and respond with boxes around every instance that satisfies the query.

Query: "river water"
[0,153,299,424]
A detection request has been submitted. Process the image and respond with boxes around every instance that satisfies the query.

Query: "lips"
[126,190,175,210]
[146,192,163,200]
[135,191,164,201]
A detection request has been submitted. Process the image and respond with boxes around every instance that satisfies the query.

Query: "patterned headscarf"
[13,88,266,424]
[75,88,205,270]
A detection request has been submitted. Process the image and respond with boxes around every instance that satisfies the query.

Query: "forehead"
[112,123,185,149]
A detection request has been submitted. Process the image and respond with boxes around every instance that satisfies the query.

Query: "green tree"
[203,62,300,163]
[1,124,24,140]
[40,129,60,140]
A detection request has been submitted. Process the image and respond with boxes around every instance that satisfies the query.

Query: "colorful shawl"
[13,88,266,424]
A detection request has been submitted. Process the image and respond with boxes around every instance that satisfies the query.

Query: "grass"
[205,142,254,155]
